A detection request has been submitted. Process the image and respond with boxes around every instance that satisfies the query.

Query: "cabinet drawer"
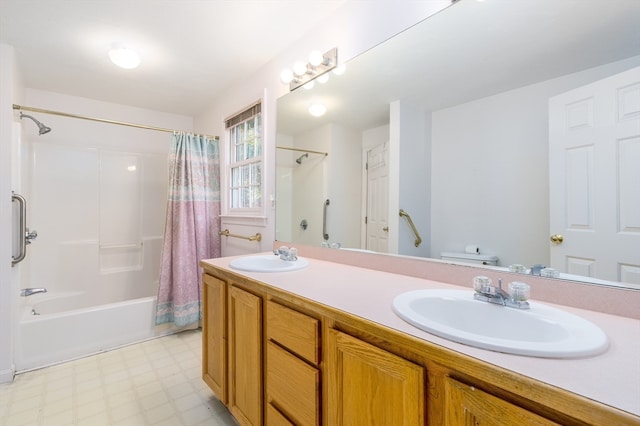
[267,341,320,426]
[267,301,319,365]
[266,403,295,426]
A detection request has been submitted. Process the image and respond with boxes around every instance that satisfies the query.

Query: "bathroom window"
[225,102,263,214]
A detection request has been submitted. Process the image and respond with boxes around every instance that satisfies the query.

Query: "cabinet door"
[326,329,425,426]
[444,376,560,425]
[202,274,227,403]
[229,285,263,426]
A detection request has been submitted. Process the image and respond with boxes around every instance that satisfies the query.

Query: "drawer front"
[266,403,295,426]
[267,342,320,426]
[267,301,319,365]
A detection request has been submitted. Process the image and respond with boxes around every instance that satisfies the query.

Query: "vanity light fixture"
[280,47,338,91]
[108,43,141,69]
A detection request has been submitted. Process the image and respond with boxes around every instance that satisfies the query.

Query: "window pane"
[227,105,262,210]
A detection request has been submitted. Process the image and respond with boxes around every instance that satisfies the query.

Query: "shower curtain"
[156,132,221,327]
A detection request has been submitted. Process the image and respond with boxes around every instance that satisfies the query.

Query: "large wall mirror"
[275,0,640,289]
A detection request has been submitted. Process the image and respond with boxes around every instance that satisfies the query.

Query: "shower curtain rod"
[276,146,328,156]
[12,104,219,140]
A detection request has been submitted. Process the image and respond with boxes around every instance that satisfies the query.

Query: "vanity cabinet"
[265,301,320,426]
[202,274,227,403]
[201,265,638,426]
[202,274,264,426]
[228,285,263,426]
[326,328,425,425]
[443,376,560,425]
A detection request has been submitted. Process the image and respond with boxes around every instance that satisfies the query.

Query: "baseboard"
[0,366,15,384]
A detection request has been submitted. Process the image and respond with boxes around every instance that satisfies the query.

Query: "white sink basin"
[229,255,309,273]
[392,289,608,358]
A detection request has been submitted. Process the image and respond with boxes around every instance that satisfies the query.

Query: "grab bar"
[323,199,330,240]
[399,209,423,248]
[218,229,262,242]
[11,192,27,267]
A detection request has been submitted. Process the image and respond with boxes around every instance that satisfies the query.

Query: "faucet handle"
[508,281,530,301]
[472,276,492,294]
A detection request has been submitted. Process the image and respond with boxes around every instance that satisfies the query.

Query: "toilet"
[440,251,499,266]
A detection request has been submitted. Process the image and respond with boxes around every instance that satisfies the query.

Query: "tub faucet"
[20,288,47,297]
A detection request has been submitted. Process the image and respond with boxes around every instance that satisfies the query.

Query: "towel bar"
[218,229,262,242]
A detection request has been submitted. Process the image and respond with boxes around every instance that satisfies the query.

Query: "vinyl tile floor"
[0,329,237,426]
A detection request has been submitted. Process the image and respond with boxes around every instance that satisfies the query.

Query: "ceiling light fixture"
[309,103,327,117]
[280,47,338,91]
[108,44,141,69]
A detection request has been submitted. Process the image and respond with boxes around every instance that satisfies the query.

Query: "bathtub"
[15,291,180,372]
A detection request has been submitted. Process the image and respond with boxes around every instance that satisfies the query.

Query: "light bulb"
[317,73,329,84]
[309,103,327,117]
[280,69,294,84]
[109,45,140,69]
[293,61,308,76]
[308,50,324,67]
[303,81,315,90]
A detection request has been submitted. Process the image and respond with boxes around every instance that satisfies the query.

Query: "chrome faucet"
[473,277,530,309]
[274,246,298,261]
[20,288,47,297]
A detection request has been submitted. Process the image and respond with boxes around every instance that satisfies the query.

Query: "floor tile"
[0,329,236,426]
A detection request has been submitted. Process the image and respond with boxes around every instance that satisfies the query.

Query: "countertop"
[201,254,640,417]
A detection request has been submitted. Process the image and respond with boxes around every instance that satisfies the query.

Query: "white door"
[366,142,389,253]
[549,66,640,285]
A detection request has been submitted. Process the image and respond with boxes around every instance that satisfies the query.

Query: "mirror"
[275,0,640,289]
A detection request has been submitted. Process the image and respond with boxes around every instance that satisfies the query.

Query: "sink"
[229,255,309,273]
[392,289,608,358]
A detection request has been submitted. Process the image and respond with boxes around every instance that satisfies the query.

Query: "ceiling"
[0,0,348,116]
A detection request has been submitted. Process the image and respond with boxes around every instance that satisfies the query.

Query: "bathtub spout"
[20,288,47,297]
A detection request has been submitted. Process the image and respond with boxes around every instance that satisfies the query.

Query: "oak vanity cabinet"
[443,376,560,425]
[326,329,426,426]
[228,285,263,426]
[202,274,263,426]
[202,266,638,426]
[265,301,321,426]
[202,274,227,403]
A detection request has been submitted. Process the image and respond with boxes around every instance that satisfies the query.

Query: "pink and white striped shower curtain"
[156,132,221,327]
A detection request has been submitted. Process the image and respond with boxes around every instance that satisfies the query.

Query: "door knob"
[550,234,564,244]
[383,226,389,232]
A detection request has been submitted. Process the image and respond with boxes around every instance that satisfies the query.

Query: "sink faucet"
[472,277,530,309]
[274,246,298,261]
[20,288,47,297]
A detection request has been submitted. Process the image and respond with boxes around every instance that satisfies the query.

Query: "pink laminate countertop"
[201,255,640,418]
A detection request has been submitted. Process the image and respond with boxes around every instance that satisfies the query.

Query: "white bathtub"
[15,292,179,372]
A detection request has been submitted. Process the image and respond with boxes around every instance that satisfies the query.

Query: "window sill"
[220,215,268,227]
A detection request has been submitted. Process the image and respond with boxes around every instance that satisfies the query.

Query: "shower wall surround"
[10,89,195,371]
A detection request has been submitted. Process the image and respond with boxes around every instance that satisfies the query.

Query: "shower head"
[296,153,309,164]
[20,112,51,135]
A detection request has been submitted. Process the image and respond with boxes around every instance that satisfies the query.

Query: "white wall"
[327,124,361,248]
[430,55,640,267]
[193,1,451,256]
[390,99,431,258]
[0,44,22,383]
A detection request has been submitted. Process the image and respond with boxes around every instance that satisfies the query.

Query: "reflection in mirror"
[275,0,640,289]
